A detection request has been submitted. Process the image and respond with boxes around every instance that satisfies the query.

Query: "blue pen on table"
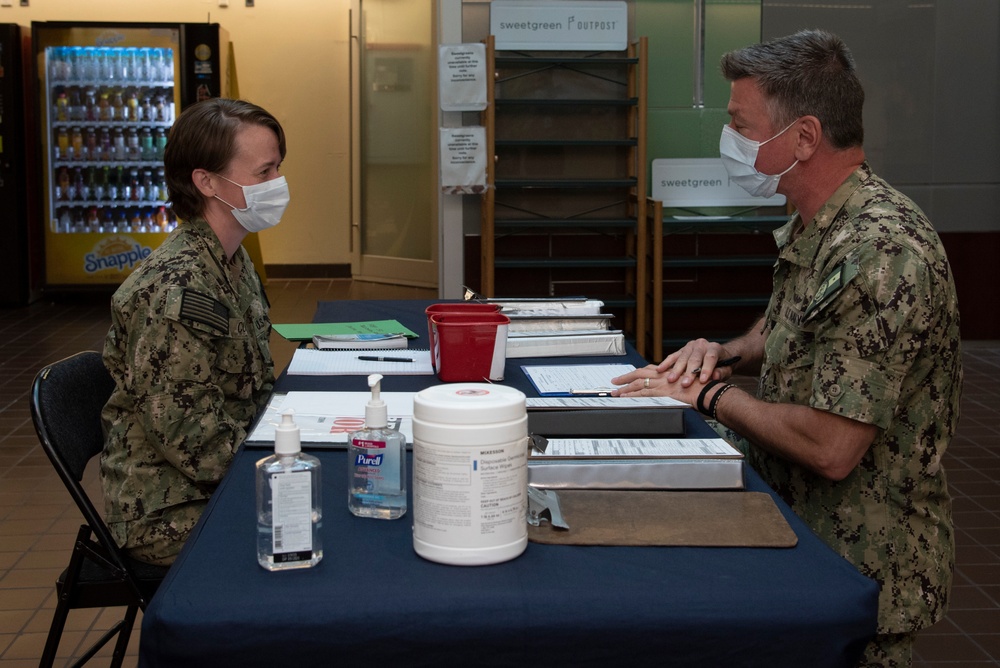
[691,355,741,375]
[357,355,414,363]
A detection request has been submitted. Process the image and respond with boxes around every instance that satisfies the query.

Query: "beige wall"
[8,0,352,267]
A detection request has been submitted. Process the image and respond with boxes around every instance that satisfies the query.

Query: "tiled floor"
[1,280,998,667]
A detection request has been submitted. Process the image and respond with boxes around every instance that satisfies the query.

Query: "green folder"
[272,319,420,342]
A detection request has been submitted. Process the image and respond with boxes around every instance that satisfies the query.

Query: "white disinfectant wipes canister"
[412,383,528,566]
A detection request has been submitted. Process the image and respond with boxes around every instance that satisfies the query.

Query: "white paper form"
[287,349,433,375]
[526,396,688,409]
[246,391,416,447]
[534,438,742,459]
[521,363,636,396]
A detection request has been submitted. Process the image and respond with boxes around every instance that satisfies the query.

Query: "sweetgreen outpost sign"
[490,0,628,51]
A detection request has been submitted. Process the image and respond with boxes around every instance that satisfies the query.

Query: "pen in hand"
[357,356,414,363]
[691,356,741,375]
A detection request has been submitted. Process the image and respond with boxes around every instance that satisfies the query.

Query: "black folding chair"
[30,351,169,668]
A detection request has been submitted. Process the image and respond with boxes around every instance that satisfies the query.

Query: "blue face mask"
[719,121,798,198]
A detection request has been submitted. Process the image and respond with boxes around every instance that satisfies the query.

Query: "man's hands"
[611,339,736,401]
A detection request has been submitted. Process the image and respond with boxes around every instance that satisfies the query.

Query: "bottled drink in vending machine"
[140,95,154,123]
[67,48,81,81]
[141,168,153,201]
[137,48,151,81]
[126,128,141,161]
[70,166,83,201]
[121,48,135,82]
[111,89,125,121]
[121,167,133,201]
[56,167,70,201]
[153,96,165,125]
[98,127,112,161]
[98,91,112,121]
[156,206,170,232]
[107,166,120,201]
[140,128,154,161]
[153,128,167,160]
[84,87,98,120]
[127,88,139,122]
[48,48,64,81]
[81,47,97,80]
[55,90,69,121]
[94,166,108,201]
[85,127,98,160]
[68,87,84,121]
[102,207,116,233]
[156,167,167,201]
[55,127,69,160]
[130,167,142,201]
[110,48,125,82]
[81,167,95,201]
[117,208,130,233]
[57,207,72,233]
[70,127,83,160]
[112,127,126,161]
[163,49,174,81]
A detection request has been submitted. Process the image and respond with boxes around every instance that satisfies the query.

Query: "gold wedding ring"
[643,378,650,389]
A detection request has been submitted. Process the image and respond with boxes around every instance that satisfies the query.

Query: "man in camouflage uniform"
[613,30,961,666]
[102,99,288,566]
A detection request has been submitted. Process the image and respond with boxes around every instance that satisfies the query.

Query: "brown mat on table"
[527,490,798,548]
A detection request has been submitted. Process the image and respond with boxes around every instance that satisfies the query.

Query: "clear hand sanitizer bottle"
[348,374,407,519]
[256,409,323,570]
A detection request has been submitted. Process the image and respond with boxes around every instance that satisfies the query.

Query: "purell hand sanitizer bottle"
[348,374,407,519]
[256,409,323,570]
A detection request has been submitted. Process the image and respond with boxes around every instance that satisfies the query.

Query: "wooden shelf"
[642,199,789,361]
[481,36,648,356]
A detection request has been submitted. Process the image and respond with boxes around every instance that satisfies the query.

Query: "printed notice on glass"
[439,44,487,111]
[440,126,487,194]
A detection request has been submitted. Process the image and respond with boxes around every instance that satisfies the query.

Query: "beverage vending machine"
[31,21,231,288]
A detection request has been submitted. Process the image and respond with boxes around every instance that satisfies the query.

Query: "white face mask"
[719,121,799,198]
[214,175,290,233]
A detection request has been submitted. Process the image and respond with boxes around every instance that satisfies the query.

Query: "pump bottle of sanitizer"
[348,374,407,519]
[256,409,323,570]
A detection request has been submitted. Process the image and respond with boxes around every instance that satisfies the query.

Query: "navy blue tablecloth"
[139,299,879,667]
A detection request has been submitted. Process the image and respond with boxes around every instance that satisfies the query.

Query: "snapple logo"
[355,453,384,467]
[84,236,153,274]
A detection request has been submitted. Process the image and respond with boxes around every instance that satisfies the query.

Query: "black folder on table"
[527,408,685,438]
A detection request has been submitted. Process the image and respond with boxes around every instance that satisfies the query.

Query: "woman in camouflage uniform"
[101,98,288,566]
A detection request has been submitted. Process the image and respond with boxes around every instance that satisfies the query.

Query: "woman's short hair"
[164,98,286,222]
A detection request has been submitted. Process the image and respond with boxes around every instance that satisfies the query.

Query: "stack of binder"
[524,396,745,491]
[482,298,626,358]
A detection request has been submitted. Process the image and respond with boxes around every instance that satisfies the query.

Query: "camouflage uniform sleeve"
[808,239,933,429]
[123,285,247,484]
